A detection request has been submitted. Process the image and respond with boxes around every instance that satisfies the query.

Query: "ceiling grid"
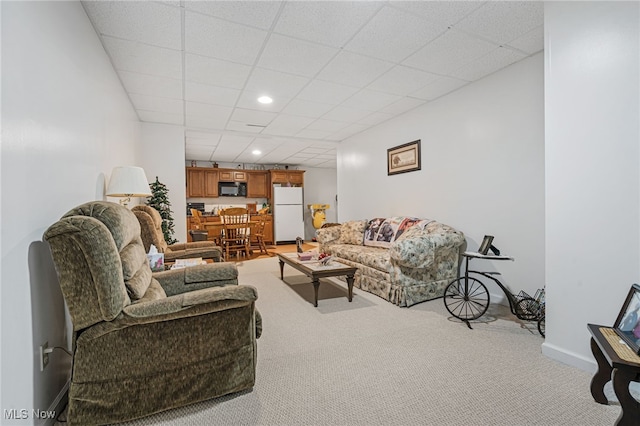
[82,0,544,169]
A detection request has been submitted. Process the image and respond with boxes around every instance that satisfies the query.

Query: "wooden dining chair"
[250,214,270,256]
[190,208,218,244]
[219,207,251,260]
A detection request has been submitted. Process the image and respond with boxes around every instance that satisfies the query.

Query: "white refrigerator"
[273,186,304,243]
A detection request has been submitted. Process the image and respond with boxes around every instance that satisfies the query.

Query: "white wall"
[543,2,640,370]
[1,2,141,424]
[338,53,545,300]
[139,123,187,242]
[302,167,337,240]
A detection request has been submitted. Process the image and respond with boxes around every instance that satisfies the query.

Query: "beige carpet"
[89,257,626,425]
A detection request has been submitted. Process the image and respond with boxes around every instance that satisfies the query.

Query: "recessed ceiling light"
[252,150,262,155]
[257,96,273,104]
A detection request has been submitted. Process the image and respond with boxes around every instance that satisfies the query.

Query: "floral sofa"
[316,217,465,307]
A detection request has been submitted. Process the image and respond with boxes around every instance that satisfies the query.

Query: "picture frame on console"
[613,283,640,355]
[387,140,421,175]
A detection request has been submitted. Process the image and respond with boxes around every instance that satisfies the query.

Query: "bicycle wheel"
[444,277,490,321]
[537,316,545,337]
[515,297,539,321]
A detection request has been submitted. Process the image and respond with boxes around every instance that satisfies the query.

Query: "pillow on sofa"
[339,220,368,245]
[364,217,430,248]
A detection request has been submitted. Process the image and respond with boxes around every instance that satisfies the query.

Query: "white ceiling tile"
[186,102,233,119]
[390,1,484,26]
[301,147,330,154]
[450,47,526,82]
[274,1,383,48]
[218,137,252,150]
[225,121,265,134]
[266,114,315,130]
[186,136,220,147]
[186,115,229,130]
[321,106,371,123]
[82,1,181,49]
[379,97,426,115]
[403,29,498,75]
[368,66,440,97]
[306,119,349,133]
[230,109,277,126]
[316,51,395,88]
[137,110,183,125]
[235,91,291,113]
[357,111,395,126]
[296,129,334,140]
[244,68,309,99]
[185,151,215,162]
[506,25,544,55]
[257,34,338,77]
[185,102,233,129]
[345,5,448,62]
[185,11,268,65]
[454,1,544,45]
[221,134,256,145]
[328,123,370,140]
[186,130,222,139]
[296,80,360,105]
[119,71,182,99]
[185,54,251,89]
[282,99,335,119]
[102,36,182,79]
[185,81,240,107]
[184,1,281,30]
[340,89,402,112]
[129,93,183,114]
[411,76,469,101]
[260,127,301,137]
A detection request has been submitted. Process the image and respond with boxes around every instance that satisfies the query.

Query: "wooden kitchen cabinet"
[186,168,218,197]
[269,170,304,186]
[247,171,268,198]
[219,170,247,182]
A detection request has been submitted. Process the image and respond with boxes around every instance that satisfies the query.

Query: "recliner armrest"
[153,263,238,296]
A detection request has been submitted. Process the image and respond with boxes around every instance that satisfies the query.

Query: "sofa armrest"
[122,285,257,319]
[316,225,342,250]
[153,262,238,296]
[389,222,465,269]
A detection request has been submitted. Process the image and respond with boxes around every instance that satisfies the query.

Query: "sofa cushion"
[339,220,367,245]
[363,217,431,248]
[331,244,390,273]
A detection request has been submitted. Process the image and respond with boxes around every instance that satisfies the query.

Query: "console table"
[587,323,640,425]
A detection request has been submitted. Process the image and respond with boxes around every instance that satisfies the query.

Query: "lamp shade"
[106,166,151,197]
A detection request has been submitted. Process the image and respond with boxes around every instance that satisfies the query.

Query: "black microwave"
[218,181,247,197]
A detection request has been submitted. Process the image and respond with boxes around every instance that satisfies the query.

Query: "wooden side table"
[587,323,640,425]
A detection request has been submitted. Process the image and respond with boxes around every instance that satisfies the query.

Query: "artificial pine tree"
[146,176,177,245]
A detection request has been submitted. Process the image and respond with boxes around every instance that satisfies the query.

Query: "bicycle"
[443,251,546,337]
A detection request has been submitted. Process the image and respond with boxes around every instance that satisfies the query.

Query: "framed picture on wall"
[613,283,640,355]
[387,140,421,175]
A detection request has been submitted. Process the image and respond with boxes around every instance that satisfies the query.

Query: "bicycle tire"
[515,297,539,321]
[444,277,490,321]
[537,316,545,337]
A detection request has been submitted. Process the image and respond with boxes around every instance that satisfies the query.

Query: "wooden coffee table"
[277,252,357,307]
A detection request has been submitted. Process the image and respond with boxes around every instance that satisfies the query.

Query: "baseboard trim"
[541,341,596,373]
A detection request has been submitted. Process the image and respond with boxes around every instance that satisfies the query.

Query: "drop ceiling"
[82,1,543,168]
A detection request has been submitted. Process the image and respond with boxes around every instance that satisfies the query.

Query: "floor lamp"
[106,166,151,207]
